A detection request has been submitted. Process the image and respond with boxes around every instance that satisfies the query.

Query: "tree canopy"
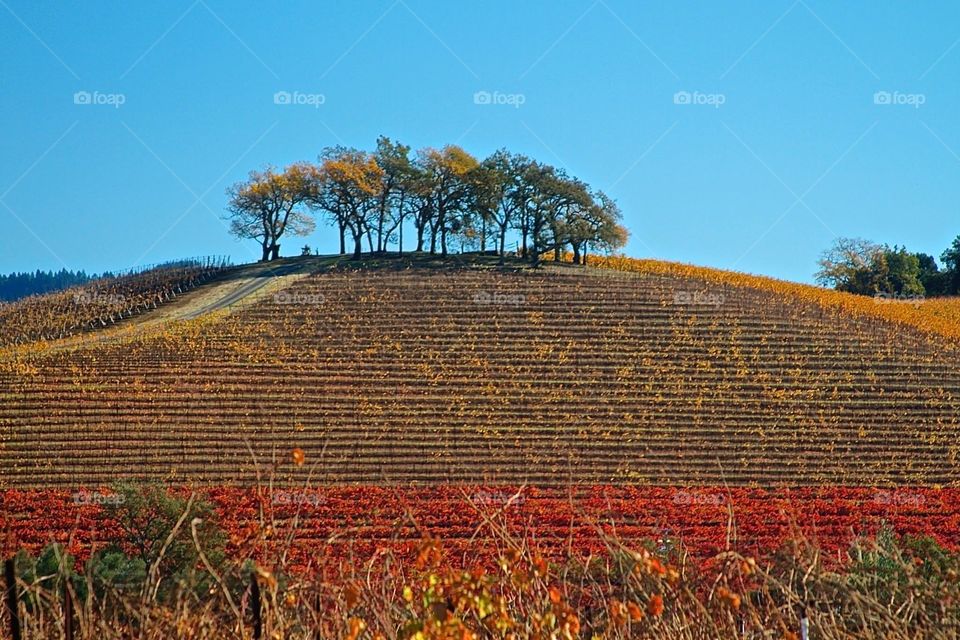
[225,137,628,264]
[224,163,320,262]
[816,235,960,298]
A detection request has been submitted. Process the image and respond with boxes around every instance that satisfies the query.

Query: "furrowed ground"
[1,255,958,487]
[0,257,230,347]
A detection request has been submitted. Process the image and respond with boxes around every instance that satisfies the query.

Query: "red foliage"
[3,486,957,572]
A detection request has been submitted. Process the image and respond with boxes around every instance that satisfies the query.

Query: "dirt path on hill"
[177,260,311,320]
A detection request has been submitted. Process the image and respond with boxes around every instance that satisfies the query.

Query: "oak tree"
[225,163,319,262]
[312,149,384,260]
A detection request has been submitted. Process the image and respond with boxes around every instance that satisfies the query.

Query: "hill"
[1,254,959,487]
[0,257,230,346]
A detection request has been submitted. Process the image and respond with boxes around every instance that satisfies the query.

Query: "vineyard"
[3,486,958,571]
[0,256,230,347]
[1,257,958,487]
[2,255,960,637]
[587,255,960,343]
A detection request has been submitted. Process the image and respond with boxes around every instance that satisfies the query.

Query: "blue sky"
[1,1,957,283]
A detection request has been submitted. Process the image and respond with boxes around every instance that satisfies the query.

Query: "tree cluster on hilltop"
[224,136,629,264]
[816,236,960,298]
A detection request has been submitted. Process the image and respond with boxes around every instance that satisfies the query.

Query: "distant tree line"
[224,136,629,264]
[0,269,95,302]
[0,258,231,304]
[816,235,960,297]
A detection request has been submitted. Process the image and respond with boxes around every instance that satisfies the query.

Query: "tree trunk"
[271,243,280,261]
[572,243,581,265]
[261,242,271,262]
[339,222,346,255]
[399,219,403,254]
[441,227,448,257]
[352,235,363,260]
[498,226,507,264]
[377,213,384,253]
[416,224,424,252]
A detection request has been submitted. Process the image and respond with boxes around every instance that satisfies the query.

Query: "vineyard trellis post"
[3,558,20,640]
[314,593,323,640]
[251,570,263,640]
[63,579,74,640]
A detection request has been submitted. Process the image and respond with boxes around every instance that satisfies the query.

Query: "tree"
[312,149,384,260]
[474,150,533,261]
[408,168,433,253]
[914,253,947,297]
[816,238,926,296]
[815,238,885,293]
[415,146,479,256]
[565,190,628,264]
[103,482,225,598]
[520,163,586,266]
[463,163,497,254]
[372,136,415,253]
[942,235,960,294]
[549,175,594,262]
[225,163,319,261]
[314,147,351,254]
[878,246,924,296]
[224,135,635,265]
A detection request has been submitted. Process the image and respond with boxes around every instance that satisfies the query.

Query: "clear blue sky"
[1,0,957,283]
